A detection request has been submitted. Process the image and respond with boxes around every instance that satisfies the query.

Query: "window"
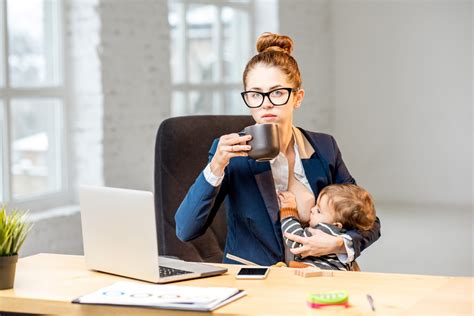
[0,0,67,210]
[168,0,254,116]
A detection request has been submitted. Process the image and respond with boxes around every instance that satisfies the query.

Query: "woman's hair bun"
[256,32,293,55]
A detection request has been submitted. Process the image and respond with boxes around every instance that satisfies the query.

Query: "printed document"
[73,281,246,312]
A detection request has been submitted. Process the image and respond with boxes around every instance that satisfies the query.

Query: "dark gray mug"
[243,124,280,161]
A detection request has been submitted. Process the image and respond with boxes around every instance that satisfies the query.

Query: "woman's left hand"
[284,228,346,258]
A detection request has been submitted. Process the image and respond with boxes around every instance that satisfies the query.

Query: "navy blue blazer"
[175,128,381,266]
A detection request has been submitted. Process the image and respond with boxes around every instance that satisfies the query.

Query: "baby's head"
[309,184,376,231]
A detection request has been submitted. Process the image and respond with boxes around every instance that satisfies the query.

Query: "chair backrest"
[154,115,255,262]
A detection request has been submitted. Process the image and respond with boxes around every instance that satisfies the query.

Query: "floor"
[357,203,473,277]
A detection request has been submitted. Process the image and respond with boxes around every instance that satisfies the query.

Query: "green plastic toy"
[307,291,349,308]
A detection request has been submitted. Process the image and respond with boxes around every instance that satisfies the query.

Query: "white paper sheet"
[73,281,246,311]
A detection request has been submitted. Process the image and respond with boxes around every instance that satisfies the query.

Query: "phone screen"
[237,268,268,276]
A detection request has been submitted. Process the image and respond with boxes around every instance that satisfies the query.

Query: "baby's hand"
[278,191,297,209]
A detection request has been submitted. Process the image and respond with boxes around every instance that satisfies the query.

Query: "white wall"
[356,203,472,276]
[279,0,333,133]
[331,0,472,208]
[280,0,472,276]
[330,0,472,276]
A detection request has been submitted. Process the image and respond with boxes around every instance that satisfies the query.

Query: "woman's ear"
[294,88,305,109]
[333,222,343,229]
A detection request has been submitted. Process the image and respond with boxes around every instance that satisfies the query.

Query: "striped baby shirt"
[280,207,351,271]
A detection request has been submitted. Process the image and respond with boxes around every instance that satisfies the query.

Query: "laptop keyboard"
[159,265,193,278]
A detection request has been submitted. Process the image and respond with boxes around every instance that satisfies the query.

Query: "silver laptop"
[79,186,227,283]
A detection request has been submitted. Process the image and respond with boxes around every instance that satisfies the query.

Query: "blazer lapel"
[247,159,284,256]
[302,154,331,194]
[298,127,332,191]
[247,159,279,223]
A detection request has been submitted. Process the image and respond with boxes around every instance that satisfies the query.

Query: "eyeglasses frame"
[240,87,298,108]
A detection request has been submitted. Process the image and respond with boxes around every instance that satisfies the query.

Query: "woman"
[175,32,380,266]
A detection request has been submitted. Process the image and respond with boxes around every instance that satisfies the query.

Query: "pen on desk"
[225,253,259,266]
[366,294,375,311]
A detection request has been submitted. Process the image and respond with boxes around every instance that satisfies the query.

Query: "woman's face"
[245,64,304,126]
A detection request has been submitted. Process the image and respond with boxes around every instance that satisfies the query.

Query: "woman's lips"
[261,114,277,120]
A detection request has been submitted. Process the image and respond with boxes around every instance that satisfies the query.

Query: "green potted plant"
[0,206,33,290]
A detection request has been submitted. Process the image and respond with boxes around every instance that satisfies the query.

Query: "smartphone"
[235,267,270,279]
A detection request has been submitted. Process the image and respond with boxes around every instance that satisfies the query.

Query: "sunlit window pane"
[8,0,62,87]
[11,99,62,198]
[169,1,252,116]
[225,89,247,115]
[189,90,219,114]
[169,2,184,84]
[187,5,216,83]
[223,7,250,83]
[171,91,186,116]
[0,4,4,87]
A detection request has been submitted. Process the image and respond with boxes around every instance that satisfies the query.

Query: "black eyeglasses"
[241,87,297,108]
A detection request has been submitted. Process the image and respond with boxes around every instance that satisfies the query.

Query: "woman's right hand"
[210,133,252,176]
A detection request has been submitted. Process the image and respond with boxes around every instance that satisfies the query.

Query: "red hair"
[243,32,302,89]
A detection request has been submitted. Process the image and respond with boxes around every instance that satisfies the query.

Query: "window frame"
[0,0,71,211]
[169,0,256,115]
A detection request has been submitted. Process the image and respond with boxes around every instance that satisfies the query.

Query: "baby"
[279,184,376,271]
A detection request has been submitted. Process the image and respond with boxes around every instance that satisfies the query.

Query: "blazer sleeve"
[330,136,382,259]
[175,139,228,241]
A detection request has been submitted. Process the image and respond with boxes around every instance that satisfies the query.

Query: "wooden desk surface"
[0,254,472,315]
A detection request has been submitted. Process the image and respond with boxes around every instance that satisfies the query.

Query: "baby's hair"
[319,184,376,231]
[243,32,302,90]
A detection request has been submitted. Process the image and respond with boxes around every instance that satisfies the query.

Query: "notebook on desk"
[79,186,227,283]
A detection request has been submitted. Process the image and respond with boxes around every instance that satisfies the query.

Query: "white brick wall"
[66,0,104,193]
[98,0,171,191]
[67,0,171,194]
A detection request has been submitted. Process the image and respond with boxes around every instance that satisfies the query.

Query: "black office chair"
[154,115,254,263]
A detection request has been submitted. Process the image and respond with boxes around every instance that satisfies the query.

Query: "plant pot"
[0,254,18,290]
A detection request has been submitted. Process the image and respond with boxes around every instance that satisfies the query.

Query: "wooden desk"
[0,254,472,315]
